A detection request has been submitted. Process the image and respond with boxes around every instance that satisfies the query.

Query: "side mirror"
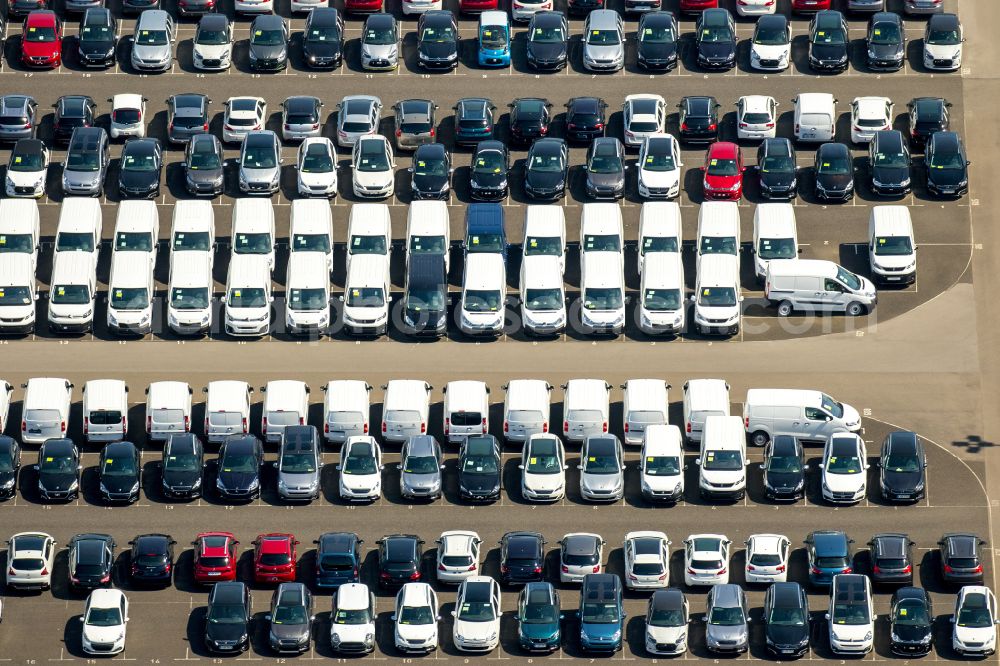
[79,617,85,623]
[517,464,524,470]
[451,611,456,617]
[825,613,831,620]
[577,465,583,470]
[33,465,39,471]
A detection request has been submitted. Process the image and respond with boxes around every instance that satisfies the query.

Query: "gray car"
[281,96,324,142]
[184,133,225,196]
[705,584,749,654]
[0,95,38,143]
[267,583,314,654]
[399,435,443,500]
[166,94,210,145]
[360,13,399,71]
[130,10,175,72]
[61,127,109,196]
[392,99,437,151]
[336,95,382,148]
[578,436,625,502]
[582,10,624,72]
[585,137,625,200]
[248,15,289,71]
[238,130,281,195]
[275,425,321,501]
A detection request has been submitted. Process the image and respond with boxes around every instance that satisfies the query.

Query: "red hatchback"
[21,10,62,69]
[679,0,717,11]
[791,0,830,12]
[702,142,744,201]
[345,0,382,12]
[459,0,497,12]
[252,533,298,584]
[192,532,239,584]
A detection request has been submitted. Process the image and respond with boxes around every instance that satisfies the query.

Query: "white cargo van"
[0,253,37,334]
[203,380,252,444]
[443,380,490,444]
[342,253,390,337]
[692,254,742,336]
[260,380,310,444]
[406,200,450,272]
[639,424,684,503]
[346,203,391,276]
[145,381,193,442]
[752,203,798,281]
[322,380,372,444]
[501,379,552,443]
[286,252,331,336]
[638,201,682,277]
[82,379,128,443]
[868,206,916,286]
[620,379,670,446]
[561,379,612,444]
[231,198,276,271]
[289,199,334,272]
[167,251,213,335]
[579,202,624,270]
[519,255,566,336]
[792,93,837,143]
[0,198,41,270]
[580,252,625,336]
[765,259,877,317]
[21,377,73,444]
[381,380,432,443]
[47,251,97,334]
[170,199,215,271]
[112,200,159,268]
[0,379,11,434]
[682,379,730,444]
[697,201,741,269]
[638,252,685,336]
[696,415,747,501]
[459,252,506,337]
[107,252,154,336]
[743,388,862,447]
[224,255,273,337]
[523,205,567,274]
[55,198,103,271]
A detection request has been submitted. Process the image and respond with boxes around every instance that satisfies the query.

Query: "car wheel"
[846,301,865,317]
[777,300,793,317]
[751,430,770,447]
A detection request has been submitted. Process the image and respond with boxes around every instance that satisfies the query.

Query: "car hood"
[581,621,621,640]
[648,624,685,643]
[84,625,124,644]
[824,470,864,492]
[298,171,335,187]
[195,43,231,59]
[869,42,903,59]
[218,470,258,490]
[581,472,622,492]
[188,166,224,183]
[396,622,435,643]
[101,474,137,493]
[162,468,200,487]
[640,167,680,188]
[455,618,497,641]
[40,472,77,491]
[872,164,909,185]
[363,43,396,59]
[206,622,247,643]
[708,623,747,642]
[638,41,678,60]
[587,172,623,189]
[64,168,103,185]
[420,42,456,59]
[460,471,499,492]
[132,44,171,61]
[280,471,318,487]
[330,622,371,642]
[698,42,735,59]
[471,171,506,188]
[402,472,440,490]
[524,472,563,492]
[816,172,852,190]
[928,166,967,186]
[752,43,789,59]
[304,41,340,59]
[760,169,795,188]
[0,469,16,487]
[119,169,159,188]
[270,622,309,641]
[831,623,870,642]
[412,173,449,193]
[527,42,566,61]
[810,43,847,61]
[767,622,808,646]
[23,41,60,57]
[526,170,564,190]
[892,622,930,643]
[765,469,803,490]
[584,44,622,60]
[520,621,559,640]
[924,43,960,59]
[7,170,45,186]
[341,472,380,490]
[704,173,741,189]
[250,44,286,59]
[241,166,278,182]
[354,170,393,188]
[80,39,115,56]
[642,473,682,491]
[871,251,914,271]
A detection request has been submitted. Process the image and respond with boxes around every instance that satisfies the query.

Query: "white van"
[868,206,916,286]
[0,254,37,334]
[289,199,334,272]
[260,380,310,444]
[346,203,391,277]
[203,380,252,444]
[692,254,742,336]
[170,200,215,271]
[696,415,747,501]
[697,201,741,269]
[519,255,566,336]
[381,380,432,443]
[579,202,624,270]
[0,380,11,434]
[765,259,877,317]
[0,198,41,270]
[752,203,798,281]
[231,198,276,271]
[322,380,372,444]
[621,379,669,446]
[743,388,862,447]
[443,381,490,444]
[580,252,625,336]
[792,93,837,143]
[342,254,390,337]
[502,379,552,443]
[48,252,97,334]
[639,252,685,336]
[286,252,331,336]
[21,377,73,444]
[112,200,159,268]
[638,201,682,277]
[639,424,684,503]
[523,205,567,274]
[561,378,611,444]
[107,252,154,336]
[406,200,450,273]
[682,379,730,444]
[167,252,213,335]
[55,198,103,271]
[82,379,128,443]
[460,253,506,337]
[224,254,273,337]
[145,381,193,442]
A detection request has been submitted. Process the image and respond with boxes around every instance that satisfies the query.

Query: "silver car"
[399,435,443,500]
[578,435,625,502]
[0,95,38,143]
[392,99,437,151]
[582,10,624,72]
[281,96,324,142]
[267,583,314,654]
[360,13,399,71]
[705,584,749,654]
[61,127,109,196]
[336,95,382,148]
[276,425,321,501]
[238,130,282,195]
[130,10,175,72]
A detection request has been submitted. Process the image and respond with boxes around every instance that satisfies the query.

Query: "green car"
[517,582,562,652]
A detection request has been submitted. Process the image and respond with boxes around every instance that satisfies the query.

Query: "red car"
[459,0,497,12]
[345,0,382,12]
[679,0,717,11]
[21,10,62,69]
[252,533,298,584]
[192,532,239,584]
[791,0,830,12]
[702,142,744,201]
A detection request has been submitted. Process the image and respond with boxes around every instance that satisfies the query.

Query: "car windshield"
[356,143,390,172]
[583,234,620,252]
[707,157,738,176]
[587,29,620,46]
[110,288,149,310]
[480,26,507,50]
[583,450,619,475]
[272,604,306,625]
[343,450,377,475]
[102,454,137,476]
[893,600,929,626]
[80,24,112,42]
[66,147,100,171]
[870,22,901,44]
[473,151,505,175]
[758,237,797,260]
[467,233,503,253]
[364,24,395,44]
[9,151,44,171]
[928,26,961,45]
[958,597,993,628]
[243,144,276,169]
[643,289,681,312]
[644,455,680,476]
[833,603,870,625]
[530,152,563,173]
[189,147,221,170]
[403,454,438,474]
[165,452,200,471]
[873,150,908,168]
[408,235,445,255]
[50,284,89,304]
[306,25,340,43]
[589,150,621,174]
[170,287,209,310]
[754,24,788,45]
[813,26,846,45]
[407,288,444,311]
[113,109,141,125]
[464,289,502,314]
[583,287,623,311]
[334,608,371,625]
[531,25,564,43]
[457,598,495,622]
[208,603,245,624]
[767,454,802,472]
[704,450,743,470]
[769,605,805,626]
[643,143,676,171]
[220,451,258,472]
[136,29,168,46]
[698,287,737,307]
[815,554,847,568]
[524,235,560,257]
[522,601,558,624]
[251,29,285,46]
[25,25,57,42]
[319,553,354,571]
[346,287,384,308]
[0,234,32,254]
[421,26,455,43]
[826,454,862,474]
[288,288,327,311]
[292,234,331,254]
[760,155,794,173]
[298,146,332,173]
[874,236,913,256]
[743,112,772,125]
[173,231,211,253]
[398,605,433,625]
[134,550,169,566]
[234,232,272,255]
[581,602,619,624]
[929,148,965,169]
[281,452,316,474]
[700,24,732,43]
[228,287,267,308]
[884,451,920,472]
[413,156,448,177]
[123,151,157,172]
[197,27,229,45]
[0,286,32,307]
[86,607,122,627]
[710,606,744,625]
[116,232,153,252]
[40,453,75,474]
[649,607,684,627]
[834,267,862,291]
[640,23,674,44]
[524,287,562,311]
[525,440,560,473]
[462,453,498,474]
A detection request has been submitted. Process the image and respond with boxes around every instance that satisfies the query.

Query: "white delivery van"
[285,252,331,336]
[443,381,490,444]
[289,199,334,272]
[47,252,97,334]
[868,206,916,286]
[21,377,73,444]
[231,198,276,271]
[639,424,685,503]
[579,202,624,269]
[743,388,862,447]
[0,379,11,434]
[459,253,506,337]
[203,380,252,444]
[107,251,154,336]
[82,379,128,443]
[696,415,747,501]
[692,254,742,336]
[0,198,41,270]
[167,251,213,335]
[112,200,160,268]
[346,203,391,277]
[638,201,682,277]
[620,379,670,446]
[381,380,433,443]
[519,255,566,336]
[697,201,741,269]
[342,253,390,337]
[170,199,215,271]
[792,93,837,143]
[55,198,103,271]
[580,251,625,336]
[260,380,310,444]
[0,254,37,334]
[752,203,798,281]
[765,259,877,317]
[683,379,730,444]
[406,200,450,273]
[639,252,685,336]
[502,379,552,443]
[322,380,372,444]
[523,205,567,274]
[145,381,193,442]
[224,254,273,337]
[561,379,612,444]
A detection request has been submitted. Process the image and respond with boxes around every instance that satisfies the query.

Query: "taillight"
[901,565,912,574]
[184,415,190,432]
[382,422,387,433]
[500,564,509,574]
[624,423,629,433]
[482,418,487,434]
[146,416,152,434]
[21,420,26,432]
[122,415,128,434]
[299,416,305,425]
[380,571,391,579]
[324,423,330,434]
[420,422,426,434]
[7,567,15,576]
[744,417,749,429]
[708,123,717,131]
[746,564,755,571]
[602,422,608,433]
[205,417,209,433]
[561,565,569,573]
[686,422,692,433]
[765,122,775,129]
[262,421,267,435]
[242,417,248,433]
[533,566,543,574]
[842,567,853,573]
[444,417,450,436]
[681,122,689,131]
[203,123,209,131]
[719,568,727,575]
[542,422,548,433]
[592,565,600,573]
[84,416,89,435]
[686,568,696,575]
[363,422,369,434]
[739,122,748,129]
[438,563,447,571]
[60,421,66,433]
[409,571,421,580]
[873,565,881,574]
[794,123,800,134]
[429,128,436,137]
[563,421,569,433]
[468,563,477,571]
[974,564,984,573]
[594,123,604,130]
[944,564,953,573]
[395,129,402,137]
[503,421,509,433]
[776,565,786,573]
[41,567,48,576]
[100,574,111,583]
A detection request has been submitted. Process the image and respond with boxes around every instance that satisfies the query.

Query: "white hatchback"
[637,133,682,200]
[351,136,395,200]
[820,433,868,504]
[394,583,439,653]
[736,96,778,140]
[744,533,790,583]
[452,577,501,653]
[337,436,383,501]
[952,586,998,657]
[520,433,567,502]
[850,96,893,144]
[623,531,670,589]
[682,534,730,587]
[81,589,129,655]
[296,137,338,198]
[435,531,482,584]
[737,0,777,15]
[6,532,56,590]
[223,97,266,144]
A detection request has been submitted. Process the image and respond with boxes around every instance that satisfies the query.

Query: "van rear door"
[566,409,604,441]
[506,409,545,440]
[384,409,422,440]
[87,409,124,441]
[151,407,186,439]
[327,410,366,441]
[25,408,63,440]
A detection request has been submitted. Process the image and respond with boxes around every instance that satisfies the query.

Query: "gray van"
[275,425,321,502]
[61,127,109,196]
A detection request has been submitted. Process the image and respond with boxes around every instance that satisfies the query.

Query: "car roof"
[771,435,799,455]
[872,533,908,558]
[533,11,563,27]
[711,584,743,606]
[103,441,137,456]
[700,7,730,25]
[505,532,542,556]
[912,97,946,117]
[212,581,246,601]
[12,533,49,551]
[818,142,850,158]
[651,588,685,611]
[563,533,600,554]
[1,96,32,112]
[199,13,228,28]
[931,131,961,150]
[252,14,284,28]
[59,96,93,113]
[319,531,357,552]
[441,531,477,555]
[569,97,602,113]
[585,436,617,456]
[285,96,319,112]
[77,539,108,561]
[384,536,418,560]
[874,130,905,151]
[135,533,171,549]
[41,438,76,455]
[308,7,339,24]
[259,534,293,553]
[894,586,927,604]
[14,139,45,157]
[366,12,394,27]
[587,9,619,29]
[583,573,620,597]
[26,10,58,25]
[642,11,674,26]
[814,10,844,27]
[812,531,848,553]
[405,435,438,457]
[683,96,716,115]
[89,588,125,607]
[944,533,979,557]
[708,142,738,159]
[928,13,960,30]
[422,11,455,27]
[771,582,804,607]
[740,96,772,113]
[757,13,786,28]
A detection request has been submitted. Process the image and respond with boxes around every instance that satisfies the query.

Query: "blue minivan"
[477,11,511,67]
[579,574,625,653]
[463,203,508,263]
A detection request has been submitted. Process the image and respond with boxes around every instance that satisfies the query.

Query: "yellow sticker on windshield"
[817,31,825,37]
[592,31,599,36]
[223,468,232,472]
[417,161,425,167]
[105,459,113,464]
[46,457,53,462]
[703,289,710,296]
[57,287,65,295]
[529,457,537,464]
[829,457,836,463]
[255,30,262,36]
[472,236,479,244]
[0,237,4,244]
[28,27,36,32]
[647,457,654,462]
[823,163,830,168]
[710,159,718,166]
[14,157,21,164]
[899,608,907,616]
[873,29,881,36]
[234,290,241,297]
[646,156,654,164]
[352,289,360,296]
[530,240,537,247]
[878,238,886,244]
[115,290,122,298]
[703,29,709,35]
[588,457,596,462]
[644,28,652,35]
[493,168,501,173]
[477,159,486,166]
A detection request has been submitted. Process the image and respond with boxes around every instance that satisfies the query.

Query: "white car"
[234,0,273,14]
[6,532,56,590]
[337,95,382,148]
[452,576,501,653]
[512,0,552,22]
[296,138,338,198]
[223,97,266,144]
[394,583,439,654]
[109,94,147,140]
[435,531,482,584]
[401,0,440,14]
[645,588,689,656]
[827,574,874,656]
[81,589,129,655]
[639,424,685,502]
[623,94,667,148]
[682,534,730,587]
[750,15,790,71]
[558,532,605,583]
[192,15,233,71]
[923,13,962,72]
[737,0,777,16]
[5,139,48,198]
[820,433,868,504]
[351,135,395,200]
[337,435,383,501]
[623,531,670,589]
[744,534,790,583]
[637,133,682,200]
[850,96,893,144]
[330,583,376,655]
[952,586,998,657]
[519,433,567,502]
[736,96,778,140]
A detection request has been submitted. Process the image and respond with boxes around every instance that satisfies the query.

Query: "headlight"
[364,633,375,645]
[248,478,260,490]
[838,54,848,63]
[611,629,621,641]
[100,482,109,494]
[191,478,202,490]
[868,49,876,58]
[0,478,14,489]
[488,631,498,642]
[130,481,140,493]
[863,631,873,641]
[953,50,962,59]
[216,477,226,490]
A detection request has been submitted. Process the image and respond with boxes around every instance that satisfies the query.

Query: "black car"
[68,533,115,590]
[763,582,810,657]
[177,0,213,17]
[52,95,96,144]
[808,10,849,73]
[636,11,678,71]
[907,97,950,148]
[756,138,798,200]
[523,138,568,200]
[866,11,904,71]
[526,12,567,71]
[937,533,986,584]
[184,133,225,197]
[121,0,159,15]
[417,11,459,70]
[677,96,720,144]
[409,143,452,200]
[567,0,603,16]
[925,130,969,197]
[160,433,204,499]
[458,435,501,501]
[509,98,552,146]
[166,93,211,145]
[205,581,253,653]
[117,138,162,199]
[499,531,546,584]
[302,7,343,69]
[215,435,264,501]
[403,254,448,337]
[8,0,47,18]
[248,15,289,71]
[128,533,176,586]
[867,533,915,585]
[0,435,20,499]
[453,97,496,147]
[584,136,625,200]
[99,441,141,504]
[695,8,736,71]
[868,130,912,197]
[889,587,933,656]
[813,142,854,201]
[564,97,607,143]
[878,430,925,501]
[469,140,509,201]
[760,435,805,501]
[36,438,81,502]
[314,532,363,590]
[76,8,117,69]
[376,534,424,587]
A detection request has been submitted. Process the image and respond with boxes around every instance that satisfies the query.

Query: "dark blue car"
[579,574,624,652]
[452,98,496,147]
[518,582,562,652]
[313,532,362,589]
[805,530,854,587]
[463,203,507,263]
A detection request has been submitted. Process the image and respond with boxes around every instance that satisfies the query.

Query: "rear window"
[567,409,601,423]
[563,552,598,566]
[386,409,420,424]
[449,412,482,427]
[801,113,830,127]
[749,553,782,566]
[199,556,229,568]
[12,558,45,570]
[89,410,122,425]
[26,409,60,423]
[113,109,141,125]
[627,410,663,424]
[509,409,543,424]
